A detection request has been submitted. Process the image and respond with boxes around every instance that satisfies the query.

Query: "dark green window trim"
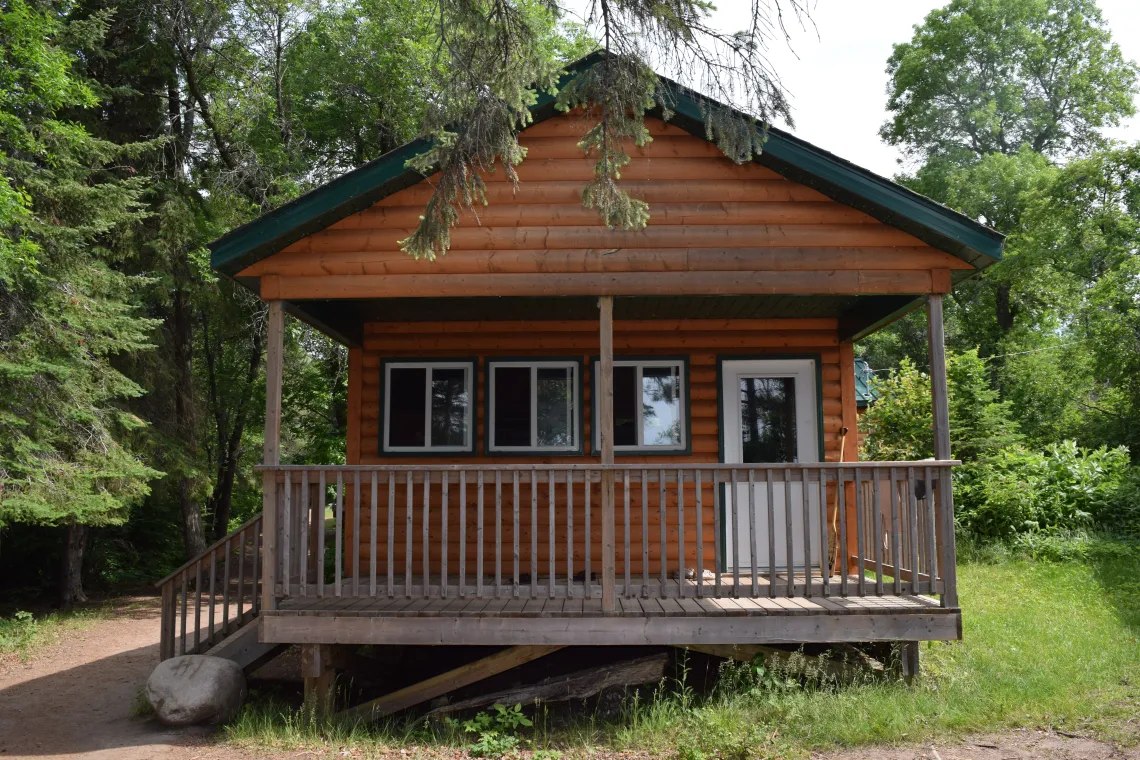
[377,357,478,457]
[483,356,586,457]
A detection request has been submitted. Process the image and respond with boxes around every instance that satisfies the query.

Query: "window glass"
[493,366,531,447]
[388,367,426,447]
[431,368,468,447]
[536,367,574,447]
[612,365,638,446]
[739,377,797,463]
[642,366,681,446]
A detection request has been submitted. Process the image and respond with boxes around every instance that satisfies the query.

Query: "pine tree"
[400,0,808,260]
[0,0,160,606]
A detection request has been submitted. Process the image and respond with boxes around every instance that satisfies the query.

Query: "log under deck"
[260,586,960,646]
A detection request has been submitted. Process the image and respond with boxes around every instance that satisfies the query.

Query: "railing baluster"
[659,469,667,598]
[405,470,413,598]
[549,470,556,599]
[335,471,343,597]
[318,472,327,598]
[676,469,685,599]
[530,470,538,598]
[193,560,202,652]
[623,470,631,597]
[237,528,246,621]
[300,470,310,597]
[855,466,866,596]
[566,471,574,599]
[460,470,467,598]
[584,469,592,599]
[730,469,740,598]
[208,551,217,645]
[713,470,722,597]
[695,469,704,598]
[907,467,921,596]
[477,470,485,599]
[819,469,830,597]
[422,471,431,597]
[890,467,902,595]
[179,572,187,655]
[641,470,649,597]
[351,471,360,596]
[764,469,774,599]
[252,518,261,614]
[222,537,231,635]
[784,468,795,598]
[282,471,292,598]
[873,469,884,596]
[801,468,812,598]
[495,471,502,597]
[512,470,520,598]
[441,470,449,598]
[369,471,378,597]
[838,468,849,597]
[387,473,395,598]
[925,464,938,592]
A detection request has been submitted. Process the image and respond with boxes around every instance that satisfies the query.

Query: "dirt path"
[0,597,254,760]
[0,602,1135,760]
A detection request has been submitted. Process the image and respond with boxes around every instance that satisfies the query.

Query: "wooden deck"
[259,582,959,647]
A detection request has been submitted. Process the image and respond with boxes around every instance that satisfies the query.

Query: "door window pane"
[613,365,638,447]
[739,377,797,463]
[431,368,469,447]
[642,366,681,446]
[536,367,574,447]
[388,367,426,447]
[493,366,531,447]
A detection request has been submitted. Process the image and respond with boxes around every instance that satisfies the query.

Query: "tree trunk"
[60,523,89,610]
[173,284,207,559]
[995,282,1014,333]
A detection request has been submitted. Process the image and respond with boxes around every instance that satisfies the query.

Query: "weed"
[457,703,533,758]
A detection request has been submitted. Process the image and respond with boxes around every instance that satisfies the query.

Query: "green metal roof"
[855,357,878,408]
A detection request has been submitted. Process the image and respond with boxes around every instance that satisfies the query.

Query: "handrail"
[155,513,265,588]
[156,513,264,661]
[256,461,961,472]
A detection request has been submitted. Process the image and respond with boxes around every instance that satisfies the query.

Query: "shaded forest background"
[1,0,1138,606]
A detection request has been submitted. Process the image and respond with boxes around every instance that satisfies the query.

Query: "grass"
[0,606,109,662]
[224,540,1140,757]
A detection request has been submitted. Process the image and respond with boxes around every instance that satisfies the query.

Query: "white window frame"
[382,360,474,453]
[593,359,687,452]
[487,360,580,453]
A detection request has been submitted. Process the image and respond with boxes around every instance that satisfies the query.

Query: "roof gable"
[210,55,1003,279]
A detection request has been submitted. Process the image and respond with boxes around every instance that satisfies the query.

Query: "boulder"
[146,655,246,726]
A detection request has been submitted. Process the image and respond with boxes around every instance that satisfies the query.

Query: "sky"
[700,0,1140,177]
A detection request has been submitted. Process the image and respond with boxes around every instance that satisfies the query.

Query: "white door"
[721,360,821,573]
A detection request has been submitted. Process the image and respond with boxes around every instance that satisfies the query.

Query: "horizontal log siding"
[344,319,850,579]
[239,117,970,284]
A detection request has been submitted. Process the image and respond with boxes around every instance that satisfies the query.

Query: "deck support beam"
[338,645,564,722]
[927,294,958,608]
[598,296,616,612]
[262,300,284,612]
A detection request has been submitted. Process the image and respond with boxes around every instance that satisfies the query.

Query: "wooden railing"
[256,462,959,610]
[156,513,264,661]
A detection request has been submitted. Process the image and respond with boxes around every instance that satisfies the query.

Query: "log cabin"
[155,55,1003,714]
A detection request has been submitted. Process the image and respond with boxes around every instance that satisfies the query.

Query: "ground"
[0,597,1136,760]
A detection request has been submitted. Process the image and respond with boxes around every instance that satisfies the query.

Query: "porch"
[157,459,960,657]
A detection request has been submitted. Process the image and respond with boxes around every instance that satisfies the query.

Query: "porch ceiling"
[284,293,918,347]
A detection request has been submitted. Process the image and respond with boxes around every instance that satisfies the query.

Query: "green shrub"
[956,440,1129,540]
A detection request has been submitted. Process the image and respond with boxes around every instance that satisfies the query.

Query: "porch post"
[598,296,616,612]
[926,293,958,608]
[262,300,284,612]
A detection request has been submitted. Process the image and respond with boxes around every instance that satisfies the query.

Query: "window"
[488,360,580,452]
[593,359,687,452]
[382,361,473,453]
